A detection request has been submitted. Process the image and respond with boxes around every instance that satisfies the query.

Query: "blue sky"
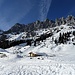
[0,0,75,30]
[47,0,75,20]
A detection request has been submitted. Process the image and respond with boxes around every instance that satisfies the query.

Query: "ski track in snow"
[0,59,75,75]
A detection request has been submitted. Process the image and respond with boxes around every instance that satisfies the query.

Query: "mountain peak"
[3,15,75,34]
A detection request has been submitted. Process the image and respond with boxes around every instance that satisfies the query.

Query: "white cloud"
[39,0,52,21]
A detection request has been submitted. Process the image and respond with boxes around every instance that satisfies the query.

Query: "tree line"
[55,31,75,45]
[0,32,53,49]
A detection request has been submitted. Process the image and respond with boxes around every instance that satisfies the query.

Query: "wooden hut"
[29,52,38,57]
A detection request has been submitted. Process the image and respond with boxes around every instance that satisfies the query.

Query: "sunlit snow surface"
[0,24,75,75]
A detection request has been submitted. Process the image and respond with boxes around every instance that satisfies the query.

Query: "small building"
[29,52,39,57]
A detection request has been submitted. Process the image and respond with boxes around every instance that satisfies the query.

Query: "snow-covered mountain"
[0,15,75,75]
[2,15,75,37]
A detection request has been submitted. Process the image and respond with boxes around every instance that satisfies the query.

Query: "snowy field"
[0,53,75,75]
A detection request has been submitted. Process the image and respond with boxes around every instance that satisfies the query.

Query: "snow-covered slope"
[6,24,75,40]
[6,28,51,41]
[0,24,75,75]
[7,32,27,41]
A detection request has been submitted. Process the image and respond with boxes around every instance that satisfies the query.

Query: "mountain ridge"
[3,15,75,34]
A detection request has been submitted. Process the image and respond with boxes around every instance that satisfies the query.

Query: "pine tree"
[34,41,36,46]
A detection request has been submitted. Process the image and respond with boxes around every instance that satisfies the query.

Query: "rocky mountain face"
[55,15,75,26]
[4,19,55,34]
[4,23,26,34]
[3,15,75,34]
